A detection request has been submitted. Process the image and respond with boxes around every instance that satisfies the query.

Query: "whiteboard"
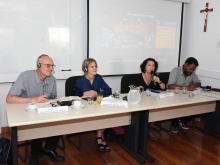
[0,0,87,82]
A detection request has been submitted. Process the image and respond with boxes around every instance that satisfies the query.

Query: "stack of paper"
[60,96,82,101]
[101,96,128,107]
[36,102,51,107]
[35,99,59,107]
[149,92,159,97]
[201,92,220,99]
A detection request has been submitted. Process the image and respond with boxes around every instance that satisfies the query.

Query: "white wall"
[181,0,220,88]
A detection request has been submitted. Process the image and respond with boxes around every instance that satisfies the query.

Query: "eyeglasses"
[40,63,56,68]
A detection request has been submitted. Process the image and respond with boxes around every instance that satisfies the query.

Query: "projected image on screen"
[98,14,154,49]
[89,0,182,75]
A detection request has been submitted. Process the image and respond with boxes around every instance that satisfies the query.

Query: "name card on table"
[158,92,174,99]
[101,96,128,107]
[38,106,68,113]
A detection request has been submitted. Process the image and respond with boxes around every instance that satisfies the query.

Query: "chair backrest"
[121,74,138,93]
[120,72,170,93]
[157,72,170,85]
[65,76,81,96]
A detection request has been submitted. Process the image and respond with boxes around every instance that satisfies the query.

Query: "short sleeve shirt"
[9,70,57,99]
[167,67,201,87]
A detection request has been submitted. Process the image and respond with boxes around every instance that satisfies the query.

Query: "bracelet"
[158,81,163,84]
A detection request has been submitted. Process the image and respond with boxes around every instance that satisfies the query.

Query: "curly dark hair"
[185,57,199,66]
[140,58,158,73]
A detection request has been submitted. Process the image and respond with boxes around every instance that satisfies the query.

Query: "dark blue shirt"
[73,74,112,97]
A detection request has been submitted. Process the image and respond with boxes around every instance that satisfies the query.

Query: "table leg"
[11,127,18,165]
[119,111,145,164]
[138,110,154,162]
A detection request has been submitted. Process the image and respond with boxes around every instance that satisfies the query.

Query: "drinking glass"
[87,96,94,104]
[96,95,103,104]
[146,89,150,96]
[114,91,120,99]
[182,87,187,94]
[175,87,179,94]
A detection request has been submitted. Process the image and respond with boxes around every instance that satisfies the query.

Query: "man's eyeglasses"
[40,63,56,69]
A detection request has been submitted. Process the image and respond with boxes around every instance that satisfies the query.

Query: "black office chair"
[65,76,81,97]
[65,76,84,149]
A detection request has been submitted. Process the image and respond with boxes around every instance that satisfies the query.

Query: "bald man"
[6,54,64,165]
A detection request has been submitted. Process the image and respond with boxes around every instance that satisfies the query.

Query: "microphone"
[151,71,156,86]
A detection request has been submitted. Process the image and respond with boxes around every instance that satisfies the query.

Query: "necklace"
[143,73,151,85]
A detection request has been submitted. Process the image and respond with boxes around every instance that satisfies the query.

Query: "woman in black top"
[139,58,166,140]
[139,58,165,91]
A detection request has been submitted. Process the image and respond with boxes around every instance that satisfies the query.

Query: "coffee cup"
[73,100,82,107]
[28,103,37,110]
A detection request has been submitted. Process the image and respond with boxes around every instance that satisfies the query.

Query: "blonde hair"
[82,58,97,75]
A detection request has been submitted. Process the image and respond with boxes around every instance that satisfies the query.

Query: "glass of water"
[87,96,94,105]
[146,89,150,96]
[182,87,187,94]
[114,91,120,99]
[175,87,179,94]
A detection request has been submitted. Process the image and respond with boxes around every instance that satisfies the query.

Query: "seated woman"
[73,58,112,152]
[139,58,165,91]
[139,58,166,140]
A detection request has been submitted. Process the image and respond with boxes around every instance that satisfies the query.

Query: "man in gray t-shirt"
[6,54,64,165]
[167,57,201,133]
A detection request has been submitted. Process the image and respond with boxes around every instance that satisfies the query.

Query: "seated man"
[167,57,201,133]
[6,54,64,165]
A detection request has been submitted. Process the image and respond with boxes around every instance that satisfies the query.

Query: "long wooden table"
[7,91,218,164]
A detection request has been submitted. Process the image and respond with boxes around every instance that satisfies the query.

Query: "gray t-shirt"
[167,66,201,87]
[9,70,57,99]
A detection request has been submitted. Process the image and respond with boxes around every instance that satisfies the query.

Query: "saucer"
[25,107,37,112]
[71,104,84,109]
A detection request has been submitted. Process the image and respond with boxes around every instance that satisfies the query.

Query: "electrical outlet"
[217,41,220,48]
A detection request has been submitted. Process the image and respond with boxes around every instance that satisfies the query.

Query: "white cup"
[73,100,82,107]
[28,103,37,110]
